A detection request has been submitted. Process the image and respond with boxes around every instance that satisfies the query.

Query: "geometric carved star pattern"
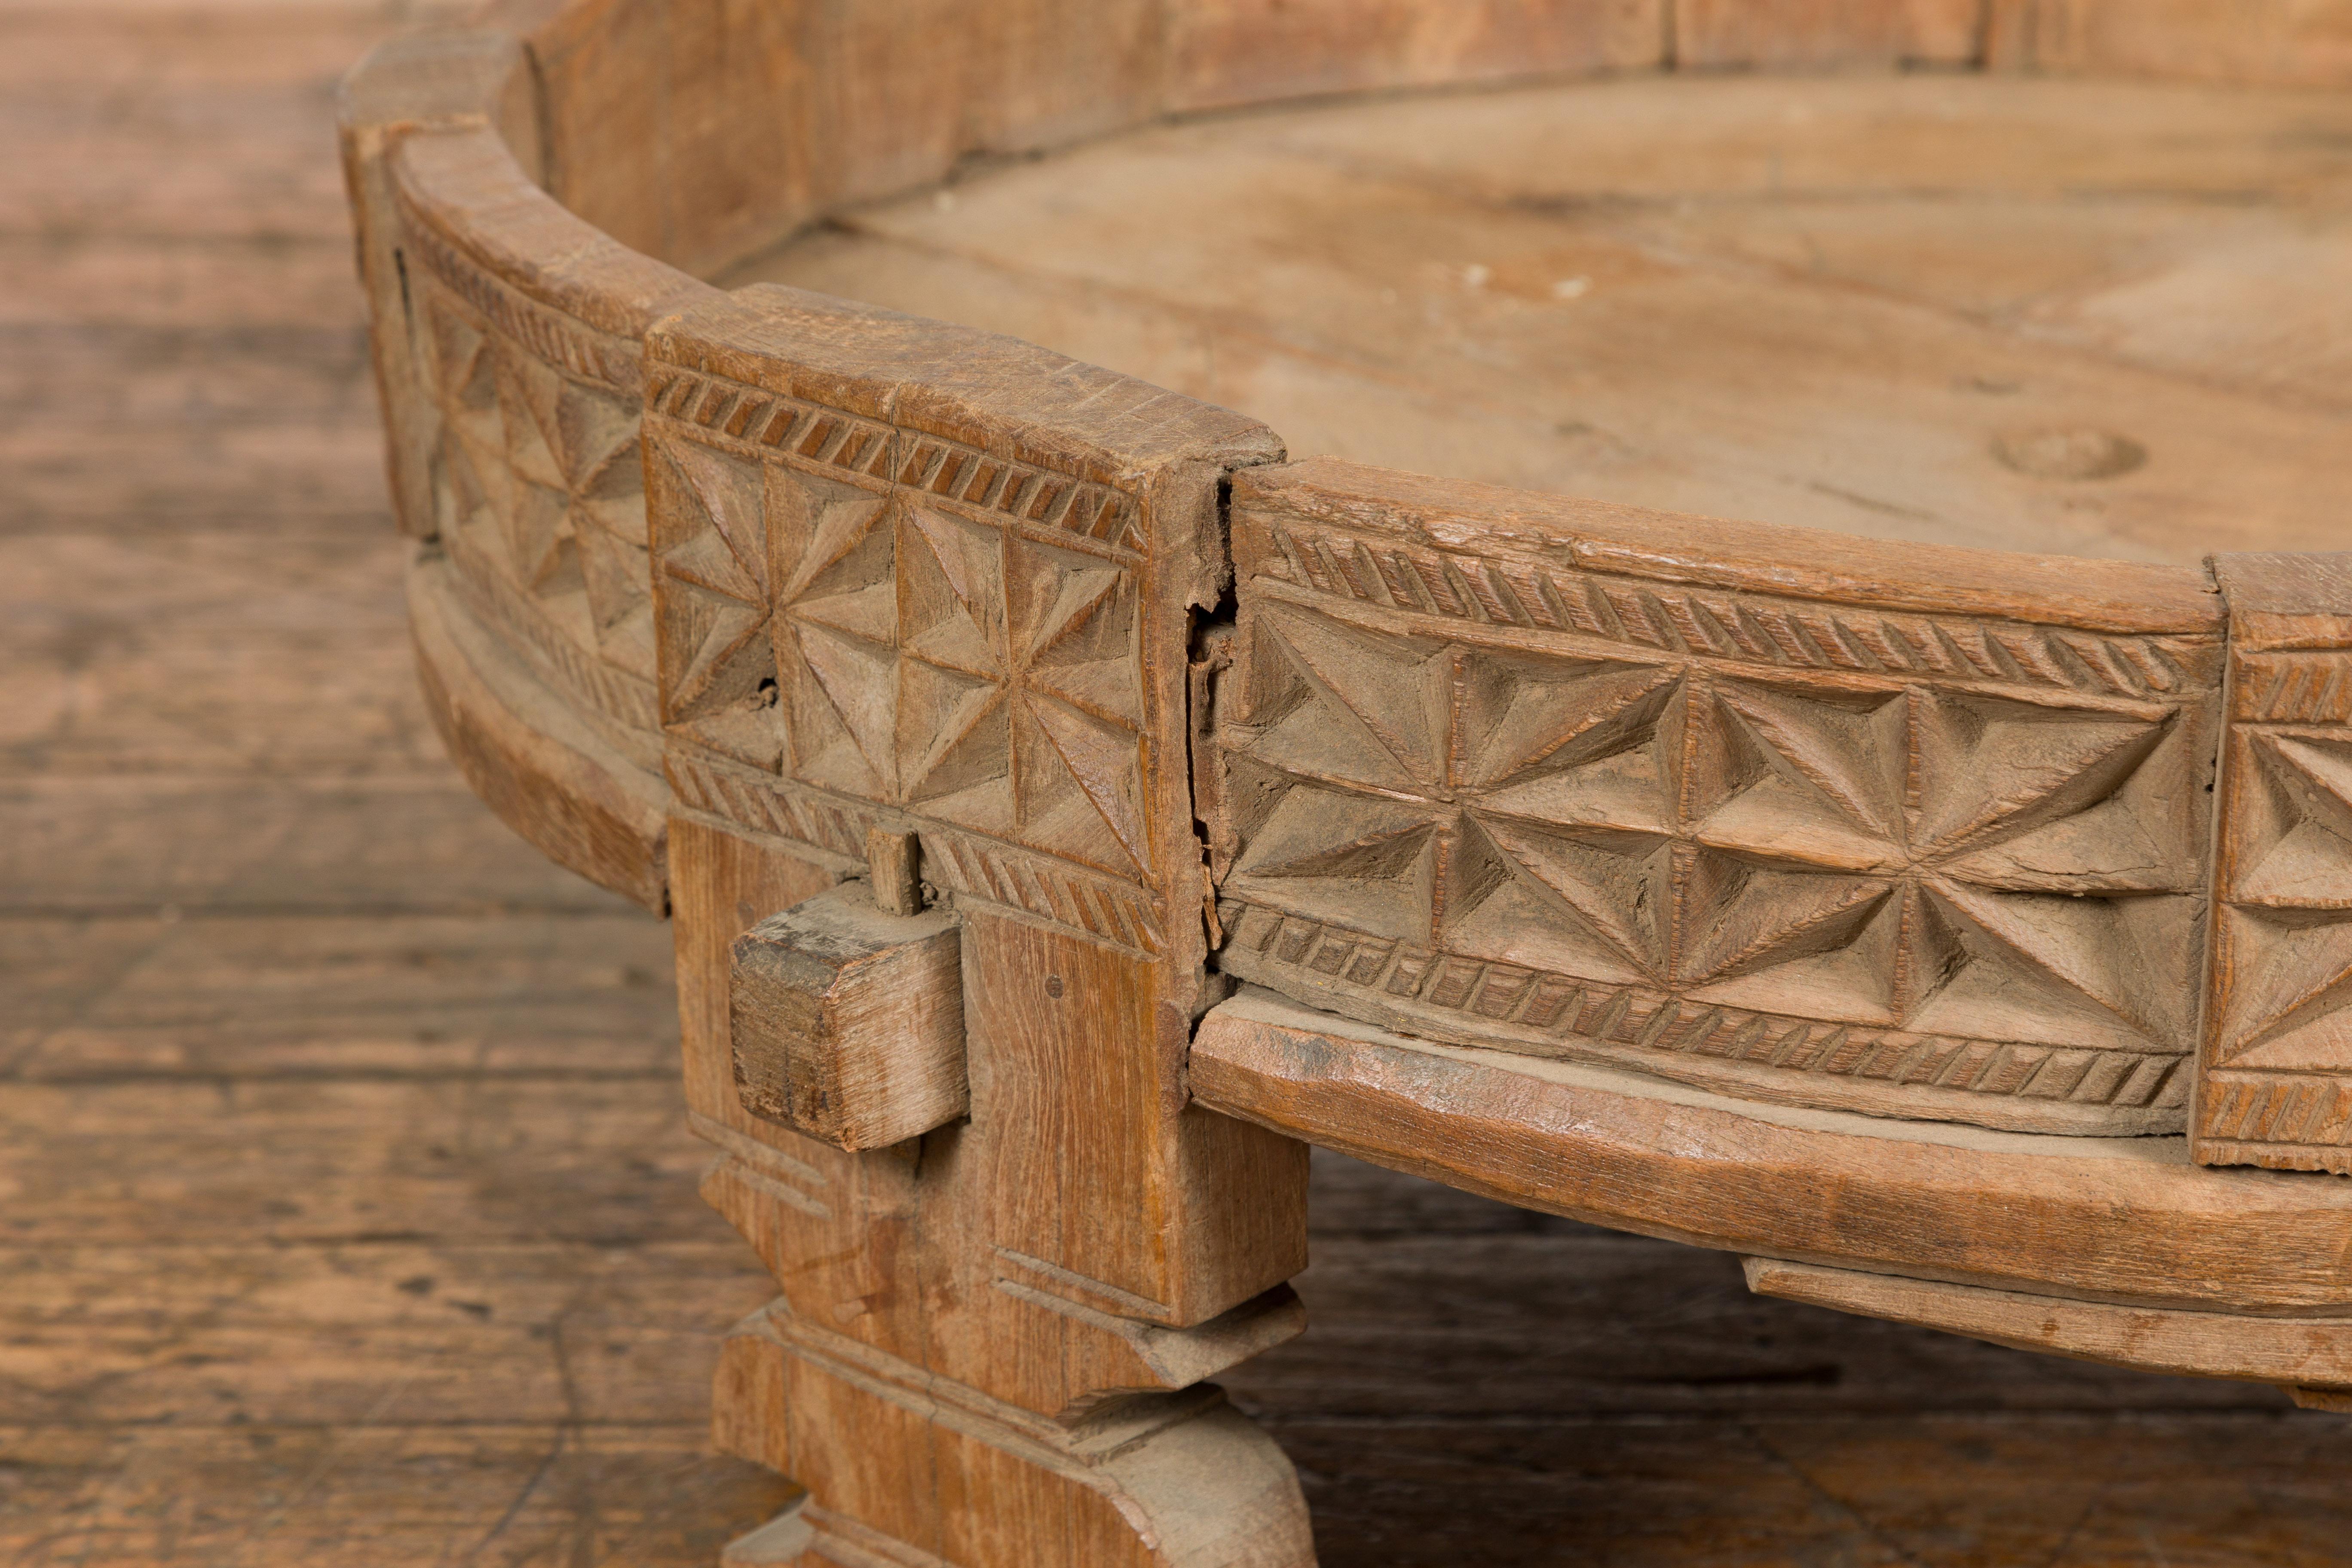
[2212,732,2352,1070]
[423,295,654,681]
[656,447,1151,880]
[1228,602,2204,1054]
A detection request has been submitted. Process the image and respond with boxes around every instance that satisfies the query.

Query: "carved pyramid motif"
[2193,554,2352,1170]
[1221,592,2215,1112]
[414,276,662,726]
[650,402,1155,885]
[2212,733,2352,1072]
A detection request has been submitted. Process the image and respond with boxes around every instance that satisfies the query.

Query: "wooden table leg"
[675,818,1313,1567]
[639,285,1317,1563]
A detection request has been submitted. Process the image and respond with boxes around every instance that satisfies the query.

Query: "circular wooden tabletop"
[728,72,2352,566]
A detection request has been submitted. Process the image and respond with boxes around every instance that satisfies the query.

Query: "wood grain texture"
[1211,456,2220,1134]
[729,883,965,1148]
[1745,1256,2352,1390]
[410,545,669,912]
[1165,0,1665,113]
[669,805,1306,1383]
[336,31,534,543]
[2195,553,2352,1173]
[738,74,2352,566]
[1192,988,2352,1317]
[644,281,1307,1320]
[675,818,1313,1559]
[640,280,1311,1555]
[336,6,2352,1558]
[715,1305,1313,1568]
[1990,0,2352,86]
[1674,0,1984,67]
[864,824,922,915]
[339,34,728,910]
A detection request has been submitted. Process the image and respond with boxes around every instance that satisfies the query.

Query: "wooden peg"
[730,883,965,1150]
[864,826,922,916]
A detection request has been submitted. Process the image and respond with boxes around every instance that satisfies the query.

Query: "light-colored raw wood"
[863,825,923,916]
[335,30,538,541]
[729,883,965,1149]
[410,544,670,912]
[45,2,2352,1557]
[645,281,1309,1314]
[1989,0,2352,86]
[1744,1256,2352,1391]
[715,1304,1313,1568]
[675,817,1312,1561]
[1164,0,1665,113]
[1211,456,2219,1136]
[342,38,724,909]
[739,74,2352,563]
[1191,987,2352,1317]
[635,276,1314,1558]
[334,8,2352,1559]
[2194,552,2352,1173]
[1674,0,1982,68]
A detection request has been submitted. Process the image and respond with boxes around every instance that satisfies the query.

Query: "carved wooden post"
[2196,553,2352,1171]
[644,287,1315,1564]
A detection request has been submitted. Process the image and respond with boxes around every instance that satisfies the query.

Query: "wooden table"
[10,2,2352,1564]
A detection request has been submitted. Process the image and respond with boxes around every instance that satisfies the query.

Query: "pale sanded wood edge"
[2193,553,2352,1174]
[387,124,718,354]
[339,29,536,540]
[410,546,669,912]
[1189,988,2352,1314]
[341,69,727,911]
[1743,1256,2352,1391]
[1233,456,2221,637]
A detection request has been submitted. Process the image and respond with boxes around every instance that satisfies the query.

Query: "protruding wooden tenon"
[729,882,966,1151]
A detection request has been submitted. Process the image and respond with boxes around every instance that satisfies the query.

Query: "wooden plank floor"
[4,6,2348,1564]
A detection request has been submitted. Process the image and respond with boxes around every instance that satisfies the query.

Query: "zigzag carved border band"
[644,365,1145,555]
[395,190,642,394]
[2231,651,2352,724]
[1215,898,2184,1124]
[2198,1072,2352,1173]
[668,749,1167,955]
[1250,519,2221,704]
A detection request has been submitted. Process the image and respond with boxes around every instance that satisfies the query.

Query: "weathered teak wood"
[639,287,1313,1562]
[1211,457,2223,1137]
[341,42,717,909]
[729,882,965,1149]
[2195,554,2352,1173]
[339,5,2352,1562]
[732,69,2352,565]
[1190,988,2352,1316]
[1743,1257,2352,1395]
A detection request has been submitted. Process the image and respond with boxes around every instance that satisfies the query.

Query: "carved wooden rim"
[339,9,2352,1174]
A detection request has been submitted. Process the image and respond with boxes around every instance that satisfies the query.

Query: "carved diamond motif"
[2211,732,2352,1070]
[1226,602,2203,1053]
[422,291,654,682]
[645,453,1158,881]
